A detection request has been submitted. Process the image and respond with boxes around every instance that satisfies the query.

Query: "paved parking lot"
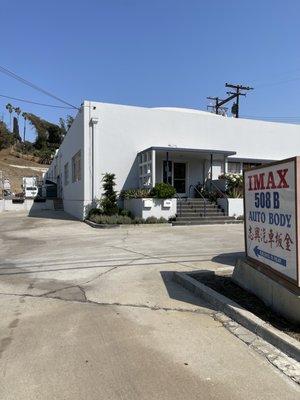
[0,210,299,399]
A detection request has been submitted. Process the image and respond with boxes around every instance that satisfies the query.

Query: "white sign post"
[244,157,300,288]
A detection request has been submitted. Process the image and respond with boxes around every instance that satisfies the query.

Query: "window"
[64,162,69,186]
[72,150,81,182]
[243,162,261,171]
[138,151,152,188]
[228,162,241,174]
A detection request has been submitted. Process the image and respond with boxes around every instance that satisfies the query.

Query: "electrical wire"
[0,65,79,110]
[0,93,75,109]
[241,115,300,122]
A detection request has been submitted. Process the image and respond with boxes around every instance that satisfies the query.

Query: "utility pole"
[207,83,253,118]
[225,83,253,118]
[207,96,227,115]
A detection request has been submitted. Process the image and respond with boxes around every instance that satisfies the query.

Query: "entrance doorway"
[163,161,187,195]
[173,162,186,194]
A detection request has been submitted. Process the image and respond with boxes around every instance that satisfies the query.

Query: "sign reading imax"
[244,157,300,287]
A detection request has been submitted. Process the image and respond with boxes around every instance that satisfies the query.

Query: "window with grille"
[72,151,81,182]
[64,162,69,186]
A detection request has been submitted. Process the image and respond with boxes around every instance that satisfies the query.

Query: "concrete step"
[53,199,64,211]
[172,219,243,226]
[180,205,220,211]
[177,210,225,218]
[176,215,234,221]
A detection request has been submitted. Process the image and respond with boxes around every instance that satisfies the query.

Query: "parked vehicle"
[22,177,38,198]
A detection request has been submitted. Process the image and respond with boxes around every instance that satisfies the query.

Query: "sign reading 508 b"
[244,157,300,288]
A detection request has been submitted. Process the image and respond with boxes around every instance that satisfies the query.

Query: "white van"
[24,186,38,198]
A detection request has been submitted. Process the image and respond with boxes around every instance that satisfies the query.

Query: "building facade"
[45,101,300,219]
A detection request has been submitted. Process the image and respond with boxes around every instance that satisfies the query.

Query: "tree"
[66,115,74,130]
[22,112,28,142]
[5,103,13,130]
[26,113,63,150]
[0,121,14,150]
[59,115,74,136]
[14,106,21,120]
[100,173,118,215]
[13,117,21,142]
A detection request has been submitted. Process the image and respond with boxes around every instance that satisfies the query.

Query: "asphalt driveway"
[0,210,298,399]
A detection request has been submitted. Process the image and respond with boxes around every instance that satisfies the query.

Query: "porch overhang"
[138,146,236,158]
[228,156,276,164]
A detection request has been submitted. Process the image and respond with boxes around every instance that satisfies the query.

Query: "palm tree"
[14,106,21,121]
[5,103,13,130]
[22,112,28,142]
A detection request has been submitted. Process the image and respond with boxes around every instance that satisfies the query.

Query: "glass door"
[173,162,186,194]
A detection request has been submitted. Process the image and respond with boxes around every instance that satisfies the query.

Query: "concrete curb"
[174,271,300,362]
[84,220,120,229]
[84,220,172,229]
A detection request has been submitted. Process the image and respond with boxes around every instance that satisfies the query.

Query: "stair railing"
[209,180,229,216]
[174,192,183,217]
[188,185,207,217]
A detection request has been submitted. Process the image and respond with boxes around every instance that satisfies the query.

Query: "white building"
[45,101,300,220]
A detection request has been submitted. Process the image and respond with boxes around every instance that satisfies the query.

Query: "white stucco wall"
[86,102,300,200]
[124,198,177,219]
[217,198,244,217]
[0,199,54,212]
[46,108,87,219]
[46,100,300,219]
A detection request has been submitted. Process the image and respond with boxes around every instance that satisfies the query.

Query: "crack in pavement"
[109,244,201,271]
[40,266,120,298]
[0,291,216,315]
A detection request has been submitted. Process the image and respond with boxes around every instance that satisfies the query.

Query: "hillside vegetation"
[0,106,74,193]
[0,148,48,193]
[0,105,73,164]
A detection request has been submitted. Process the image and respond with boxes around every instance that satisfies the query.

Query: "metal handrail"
[189,184,207,216]
[209,180,229,215]
[174,192,183,217]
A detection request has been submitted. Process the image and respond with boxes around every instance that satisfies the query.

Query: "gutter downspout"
[90,117,99,203]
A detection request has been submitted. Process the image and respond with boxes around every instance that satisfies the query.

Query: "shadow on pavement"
[160,270,219,311]
[28,207,78,221]
[212,252,245,267]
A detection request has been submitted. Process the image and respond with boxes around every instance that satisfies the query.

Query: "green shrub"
[219,173,243,198]
[132,217,145,224]
[100,173,119,215]
[150,183,176,199]
[120,188,151,199]
[158,217,167,223]
[87,207,102,219]
[88,213,168,225]
[118,208,133,218]
[145,216,168,224]
[90,214,133,225]
[145,216,157,224]
[0,121,14,150]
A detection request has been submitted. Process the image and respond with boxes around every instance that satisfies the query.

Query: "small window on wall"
[64,162,69,186]
[72,150,81,182]
[228,162,241,174]
[243,162,261,171]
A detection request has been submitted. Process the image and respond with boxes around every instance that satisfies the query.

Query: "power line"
[0,65,79,110]
[241,115,300,122]
[0,93,75,109]
[255,76,300,89]
[207,83,253,117]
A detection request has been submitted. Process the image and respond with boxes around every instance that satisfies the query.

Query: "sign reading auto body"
[244,158,300,287]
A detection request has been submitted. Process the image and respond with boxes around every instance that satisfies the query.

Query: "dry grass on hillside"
[0,149,48,193]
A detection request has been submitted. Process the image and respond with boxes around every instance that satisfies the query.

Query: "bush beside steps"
[88,213,168,225]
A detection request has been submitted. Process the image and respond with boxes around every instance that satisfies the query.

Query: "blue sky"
[1,0,300,141]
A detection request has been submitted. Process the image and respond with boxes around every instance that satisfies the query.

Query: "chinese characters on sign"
[244,159,299,286]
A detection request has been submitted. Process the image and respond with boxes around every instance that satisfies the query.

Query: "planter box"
[1,199,54,212]
[217,198,244,218]
[124,198,177,220]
